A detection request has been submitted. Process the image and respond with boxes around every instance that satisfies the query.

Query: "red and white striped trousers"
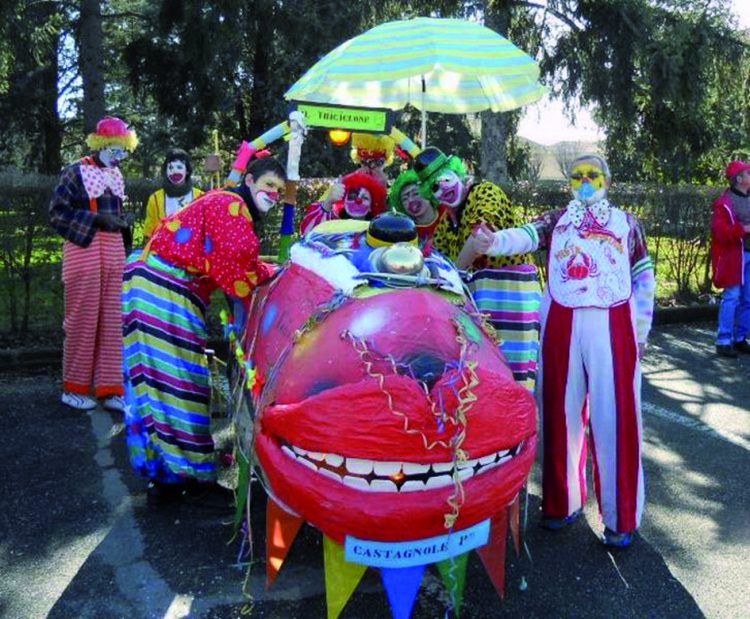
[62,232,125,398]
[539,297,644,534]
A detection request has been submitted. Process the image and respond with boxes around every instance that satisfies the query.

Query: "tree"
[538,0,749,183]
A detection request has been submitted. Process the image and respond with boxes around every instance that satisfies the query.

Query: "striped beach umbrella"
[284,17,545,144]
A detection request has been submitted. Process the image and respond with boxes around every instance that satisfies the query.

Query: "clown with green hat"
[412,146,542,393]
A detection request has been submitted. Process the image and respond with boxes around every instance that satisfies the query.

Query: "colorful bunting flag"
[266,498,304,588]
[436,552,469,617]
[324,536,368,619]
[477,511,509,599]
[381,564,426,619]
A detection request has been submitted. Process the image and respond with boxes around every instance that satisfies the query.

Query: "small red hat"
[725,160,750,181]
[86,116,138,151]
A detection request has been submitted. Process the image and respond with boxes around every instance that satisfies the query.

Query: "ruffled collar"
[566,198,611,228]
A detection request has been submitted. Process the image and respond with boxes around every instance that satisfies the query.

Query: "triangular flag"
[436,553,469,617]
[266,497,304,588]
[381,564,426,619]
[509,495,521,557]
[323,535,367,619]
[477,511,509,599]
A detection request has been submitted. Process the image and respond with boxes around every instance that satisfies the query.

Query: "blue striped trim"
[135,393,211,425]
[123,288,206,331]
[125,341,209,377]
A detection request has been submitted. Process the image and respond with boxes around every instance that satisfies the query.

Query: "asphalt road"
[1,322,748,619]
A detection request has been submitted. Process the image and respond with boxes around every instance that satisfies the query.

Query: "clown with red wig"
[300,171,387,235]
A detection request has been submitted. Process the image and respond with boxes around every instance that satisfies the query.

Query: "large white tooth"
[457,467,474,481]
[319,468,342,482]
[402,462,430,475]
[307,451,325,461]
[432,461,454,473]
[496,449,510,458]
[370,479,398,492]
[343,475,372,491]
[457,458,478,470]
[292,445,308,456]
[400,480,426,492]
[324,453,344,467]
[297,457,317,471]
[281,445,296,460]
[478,454,496,465]
[425,475,453,489]
[346,458,373,475]
[373,461,402,476]
[482,460,501,472]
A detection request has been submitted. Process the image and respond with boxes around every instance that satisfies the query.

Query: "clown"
[350,132,396,185]
[49,116,138,412]
[124,153,296,505]
[389,169,445,243]
[473,153,656,547]
[143,148,204,239]
[300,171,387,235]
[414,147,542,392]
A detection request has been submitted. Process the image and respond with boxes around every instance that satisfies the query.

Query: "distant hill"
[519,137,603,180]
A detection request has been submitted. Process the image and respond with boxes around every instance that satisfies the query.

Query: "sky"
[517,0,749,146]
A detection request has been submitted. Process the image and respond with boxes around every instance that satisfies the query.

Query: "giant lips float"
[230,215,538,617]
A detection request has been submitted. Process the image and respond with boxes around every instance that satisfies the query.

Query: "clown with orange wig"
[49,116,138,413]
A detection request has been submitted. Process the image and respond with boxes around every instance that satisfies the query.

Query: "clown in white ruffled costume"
[49,116,138,413]
[472,154,655,547]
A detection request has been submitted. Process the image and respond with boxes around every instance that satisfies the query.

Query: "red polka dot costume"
[148,190,271,301]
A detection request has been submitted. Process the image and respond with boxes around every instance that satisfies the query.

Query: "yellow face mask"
[569,161,607,202]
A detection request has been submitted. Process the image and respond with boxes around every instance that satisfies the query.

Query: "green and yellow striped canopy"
[285,17,545,114]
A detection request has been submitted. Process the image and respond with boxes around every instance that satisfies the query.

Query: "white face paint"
[166,160,187,185]
[344,187,372,218]
[99,145,128,168]
[248,172,285,214]
[431,170,463,208]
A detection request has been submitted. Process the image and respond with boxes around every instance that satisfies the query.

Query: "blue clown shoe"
[603,528,634,548]
[540,508,583,530]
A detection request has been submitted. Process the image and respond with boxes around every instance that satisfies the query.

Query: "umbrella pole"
[420,75,427,148]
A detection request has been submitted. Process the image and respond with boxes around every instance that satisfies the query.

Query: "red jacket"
[711,190,746,288]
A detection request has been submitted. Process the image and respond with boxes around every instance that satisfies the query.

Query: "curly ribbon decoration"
[343,316,480,530]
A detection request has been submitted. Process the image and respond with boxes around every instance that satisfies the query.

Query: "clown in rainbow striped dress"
[123,156,292,504]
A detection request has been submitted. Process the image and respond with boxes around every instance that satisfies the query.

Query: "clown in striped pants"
[538,298,644,535]
[62,232,125,398]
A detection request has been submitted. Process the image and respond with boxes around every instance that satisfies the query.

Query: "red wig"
[339,171,388,218]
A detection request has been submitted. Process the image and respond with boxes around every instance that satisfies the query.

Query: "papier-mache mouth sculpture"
[229,215,537,618]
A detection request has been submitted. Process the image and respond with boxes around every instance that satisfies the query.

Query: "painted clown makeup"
[250,172,285,214]
[166,160,187,185]
[344,187,373,218]
[431,170,464,208]
[99,145,128,168]
[400,184,431,219]
[569,162,608,204]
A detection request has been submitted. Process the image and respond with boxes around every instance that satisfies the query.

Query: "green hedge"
[0,171,724,342]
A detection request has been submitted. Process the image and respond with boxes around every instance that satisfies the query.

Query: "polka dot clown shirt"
[148,190,271,303]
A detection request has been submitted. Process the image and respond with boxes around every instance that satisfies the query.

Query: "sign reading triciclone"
[292,102,392,133]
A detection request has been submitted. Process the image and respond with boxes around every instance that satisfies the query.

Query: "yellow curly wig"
[85,117,139,152]
[350,132,395,167]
